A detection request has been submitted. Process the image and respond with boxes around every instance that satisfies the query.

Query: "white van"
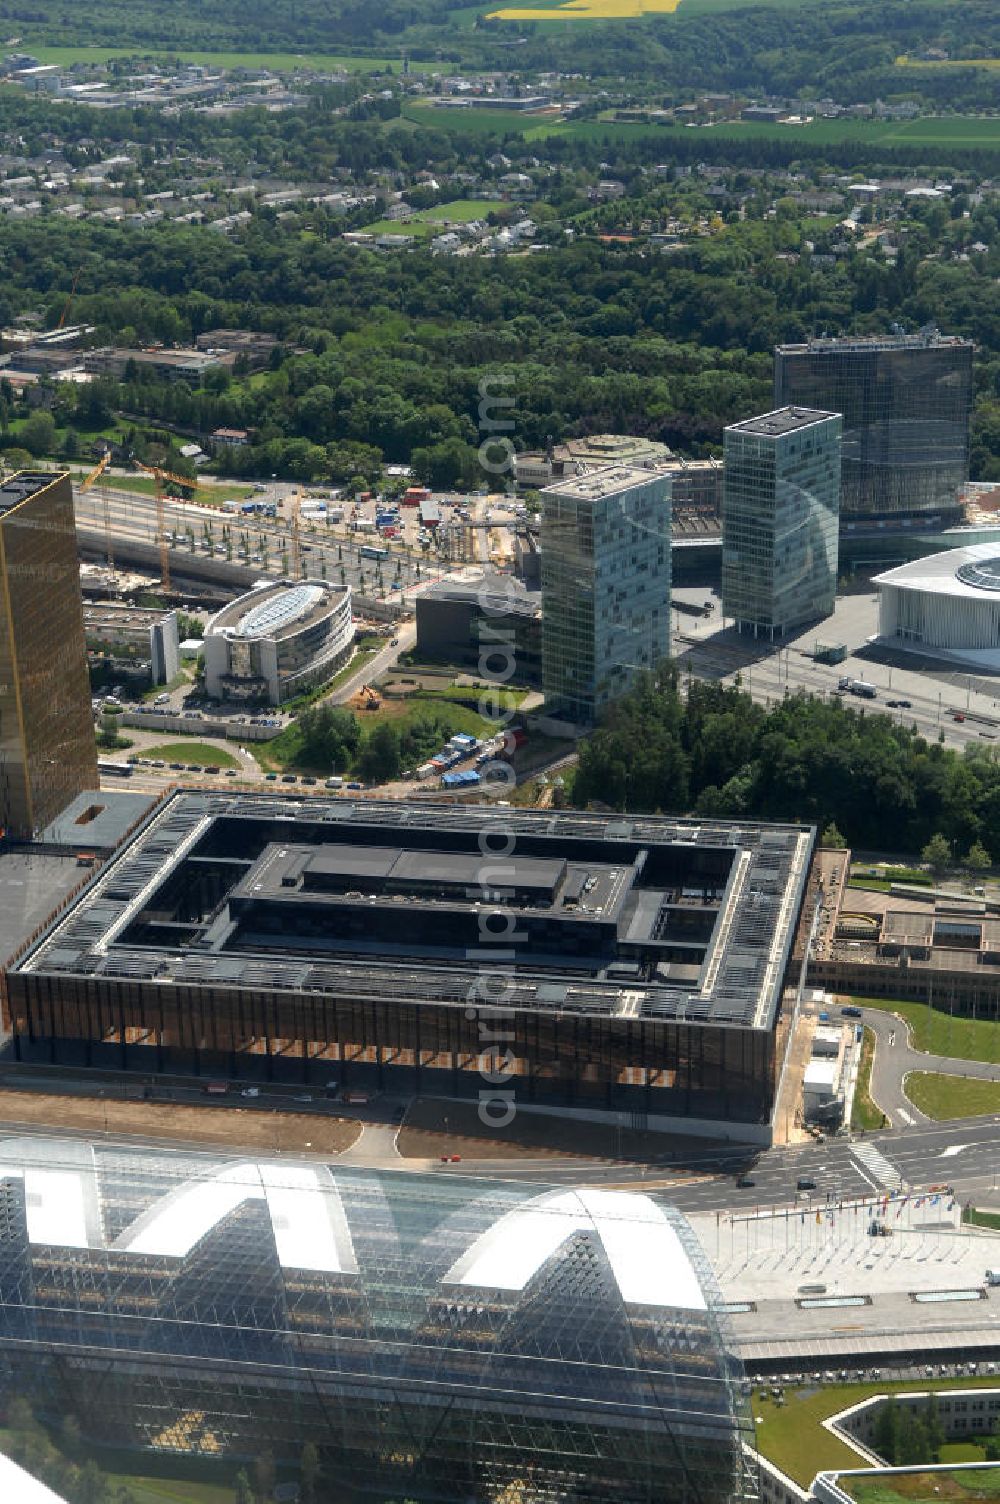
[325,776,343,789]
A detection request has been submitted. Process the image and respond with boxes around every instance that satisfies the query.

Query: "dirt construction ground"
[397,1096,736,1166]
[0,1089,363,1156]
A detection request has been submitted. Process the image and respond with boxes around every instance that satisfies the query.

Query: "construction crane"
[289,489,302,580]
[133,461,204,495]
[54,265,84,332]
[79,451,114,577]
[133,461,205,593]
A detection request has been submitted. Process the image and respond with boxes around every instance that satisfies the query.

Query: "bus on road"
[97,759,133,778]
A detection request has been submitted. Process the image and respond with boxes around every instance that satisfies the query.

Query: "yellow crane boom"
[132,462,196,593]
[78,451,114,576]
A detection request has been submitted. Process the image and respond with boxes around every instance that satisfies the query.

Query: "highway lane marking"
[896,1107,915,1125]
[940,1145,967,1157]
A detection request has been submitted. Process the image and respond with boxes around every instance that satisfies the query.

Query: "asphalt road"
[3,1075,998,1217]
[454,1114,1000,1214]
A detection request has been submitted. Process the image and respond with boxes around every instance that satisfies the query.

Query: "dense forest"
[4,185,996,484]
[572,669,1000,860]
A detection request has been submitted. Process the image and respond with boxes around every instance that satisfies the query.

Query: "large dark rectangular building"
[2,793,813,1130]
[414,574,542,686]
[774,330,973,523]
[0,471,97,836]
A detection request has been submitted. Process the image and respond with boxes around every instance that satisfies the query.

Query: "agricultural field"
[402,99,1000,157]
[401,100,563,135]
[488,0,831,18]
[27,43,423,72]
[896,54,1000,71]
[487,0,680,21]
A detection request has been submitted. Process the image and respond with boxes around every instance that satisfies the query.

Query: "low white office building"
[875,543,1000,669]
[204,580,354,704]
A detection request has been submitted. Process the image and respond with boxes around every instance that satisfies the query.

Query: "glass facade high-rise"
[0,471,97,836]
[774,330,973,521]
[0,1136,759,1504]
[541,466,671,724]
[722,407,842,638]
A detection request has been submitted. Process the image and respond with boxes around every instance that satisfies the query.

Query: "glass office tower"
[541,466,671,724]
[0,471,97,836]
[774,331,973,521]
[722,407,842,638]
[0,1136,760,1504]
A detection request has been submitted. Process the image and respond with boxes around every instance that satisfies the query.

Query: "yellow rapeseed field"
[488,0,680,19]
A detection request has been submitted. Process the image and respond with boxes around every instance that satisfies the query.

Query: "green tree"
[7,1396,33,1430]
[925,1393,945,1462]
[922,832,952,874]
[77,1458,109,1504]
[966,840,991,870]
[820,822,846,849]
[253,1451,276,1502]
[234,1469,255,1504]
[873,1396,900,1464]
[20,410,57,458]
[299,1442,320,1504]
[358,720,402,784]
[1,445,33,472]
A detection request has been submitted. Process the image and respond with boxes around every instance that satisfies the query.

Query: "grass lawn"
[65,466,253,505]
[853,1000,1000,1065]
[360,194,498,239]
[851,1469,1000,1501]
[852,1026,885,1131]
[964,1206,1000,1230]
[402,100,563,136]
[260,693,495,775]
[387,681,527,712]
[144,741,240,768]
[754,1378,1000,1489]
[903,1072,1000,1121]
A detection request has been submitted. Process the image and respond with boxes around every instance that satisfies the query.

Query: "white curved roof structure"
[875,543,1000,600]
[875,543,1000,669]
[235,583,325,638]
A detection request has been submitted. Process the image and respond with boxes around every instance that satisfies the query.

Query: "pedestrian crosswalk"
[852,1141,903,1192]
